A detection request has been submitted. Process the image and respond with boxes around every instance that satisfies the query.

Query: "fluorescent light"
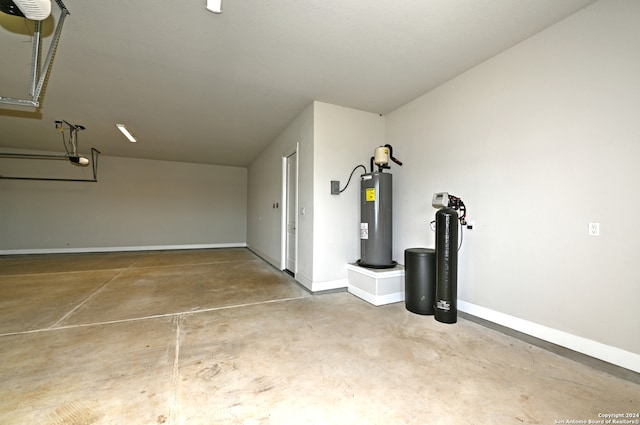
[116,123,137,143]
[206,0,222,14]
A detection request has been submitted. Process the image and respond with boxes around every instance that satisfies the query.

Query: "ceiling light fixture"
[205,0,222,14]
[116,124,137,143]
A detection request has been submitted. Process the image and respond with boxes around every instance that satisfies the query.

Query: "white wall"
[387,0,640,367]
[0,151,247,252]
[313,102,386,287]
[247,101,386,291]
[247,103,315,285]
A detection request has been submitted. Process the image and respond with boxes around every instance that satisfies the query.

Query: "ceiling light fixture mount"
[116,124,137,143]
[205,0,222,14]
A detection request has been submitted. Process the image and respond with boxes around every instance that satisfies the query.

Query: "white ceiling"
[0,0,597,167]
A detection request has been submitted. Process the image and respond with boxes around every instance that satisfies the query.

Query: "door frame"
[281,144,299,274]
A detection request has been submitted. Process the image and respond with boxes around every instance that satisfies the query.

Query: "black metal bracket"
[0,0,70,108]
[0,147,101,182]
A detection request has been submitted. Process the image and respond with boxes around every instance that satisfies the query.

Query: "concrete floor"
[0,248,637,425]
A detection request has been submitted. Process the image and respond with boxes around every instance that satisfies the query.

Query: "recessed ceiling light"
[116,123,137,143]
[206,0,222,14]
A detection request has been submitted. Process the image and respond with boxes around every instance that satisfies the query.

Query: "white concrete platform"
[346,263,405,306]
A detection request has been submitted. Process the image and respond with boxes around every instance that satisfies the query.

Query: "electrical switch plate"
[588,222,600,236]
[331,180,340,195]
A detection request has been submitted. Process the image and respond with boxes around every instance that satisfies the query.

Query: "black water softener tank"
[434,207,458,324]
[404,248,436,315]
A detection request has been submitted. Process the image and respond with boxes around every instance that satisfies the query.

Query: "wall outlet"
[588,222,600,236]
[331,180,340,195]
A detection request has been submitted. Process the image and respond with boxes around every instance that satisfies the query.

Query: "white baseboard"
[312,278,348,292]
[245,246,329,293]
[294,274,313,292]
[458,300,640,373]
[0,243,247,256]
[246,246,280,268]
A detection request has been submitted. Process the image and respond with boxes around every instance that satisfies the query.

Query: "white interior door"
[285,152,297,273]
